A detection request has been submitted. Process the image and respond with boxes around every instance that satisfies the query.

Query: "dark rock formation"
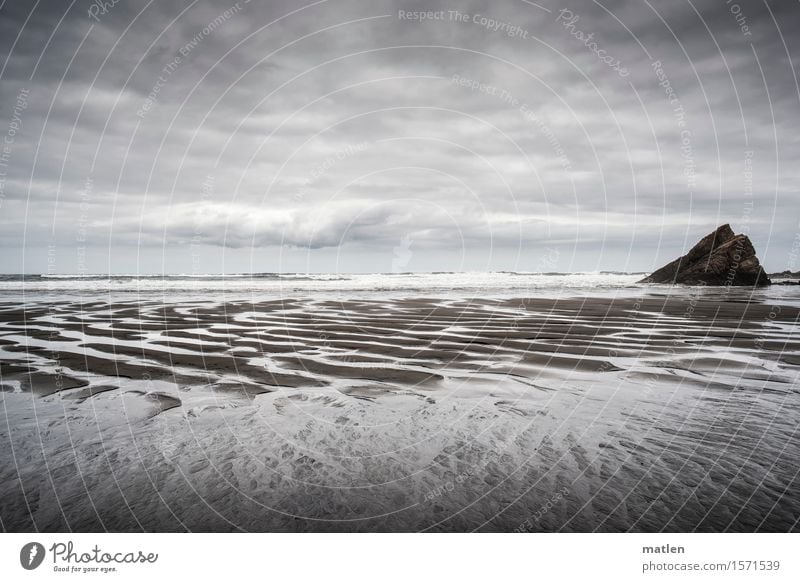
[769,271,800,285]
[639,224,771,286]
[770,270,800,278]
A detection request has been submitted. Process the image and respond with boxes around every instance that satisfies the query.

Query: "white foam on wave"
[1,271,639,293]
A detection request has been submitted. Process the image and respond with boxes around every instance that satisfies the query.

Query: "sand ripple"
[0,292,798,531]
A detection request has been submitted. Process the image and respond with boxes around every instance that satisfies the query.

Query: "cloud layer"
[1,0,799,273]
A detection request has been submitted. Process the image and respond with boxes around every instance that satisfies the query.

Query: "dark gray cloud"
[1,0,799,273]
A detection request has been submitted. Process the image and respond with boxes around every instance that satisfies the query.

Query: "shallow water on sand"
[1,287,799,531]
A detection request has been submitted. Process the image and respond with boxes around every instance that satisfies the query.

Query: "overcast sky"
[1,0,799,274]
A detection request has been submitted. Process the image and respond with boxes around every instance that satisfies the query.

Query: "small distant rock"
[769,270,800,286]
[639,224,771,286]
[769,270,800,279]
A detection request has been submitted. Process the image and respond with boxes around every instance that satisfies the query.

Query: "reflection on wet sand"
[0,293,798,531]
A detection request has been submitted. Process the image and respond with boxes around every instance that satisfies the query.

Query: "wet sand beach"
[1,289,799,531]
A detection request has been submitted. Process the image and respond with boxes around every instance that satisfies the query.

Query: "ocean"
[0,271,647,299]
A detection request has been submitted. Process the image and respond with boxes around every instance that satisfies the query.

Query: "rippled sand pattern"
[1,293,799,531]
